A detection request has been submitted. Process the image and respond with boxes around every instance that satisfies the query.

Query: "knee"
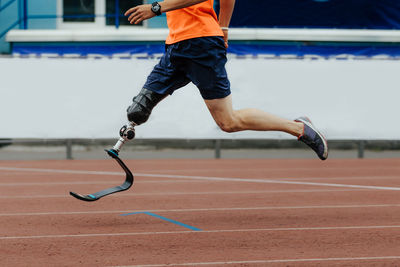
[219,123,237,133]
[215,117,241,133]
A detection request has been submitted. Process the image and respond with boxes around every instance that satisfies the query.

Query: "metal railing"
[0,0,124,38]
[0,0,27,38]
[1,138,398,160]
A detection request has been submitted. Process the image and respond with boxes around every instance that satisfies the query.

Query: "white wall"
[1,57,399,140]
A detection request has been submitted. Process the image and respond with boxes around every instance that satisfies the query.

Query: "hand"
[222,29,229,48]
[125,4,155,25]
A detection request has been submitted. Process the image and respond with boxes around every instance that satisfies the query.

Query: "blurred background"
[1,0,400,160]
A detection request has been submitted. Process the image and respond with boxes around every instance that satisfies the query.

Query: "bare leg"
[204,95,303,137]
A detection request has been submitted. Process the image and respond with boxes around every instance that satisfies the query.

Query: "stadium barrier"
[1,138,399,160]
[6,28,400,58]
[1,55,399,159]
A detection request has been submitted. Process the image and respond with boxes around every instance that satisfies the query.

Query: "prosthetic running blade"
[69,149,134,202]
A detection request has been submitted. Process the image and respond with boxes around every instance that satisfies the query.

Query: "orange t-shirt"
[165,0,223,44]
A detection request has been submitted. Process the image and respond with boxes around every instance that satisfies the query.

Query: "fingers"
[125,7,140,24]
[124,7,137,16]
[129,14,141,24]
[127,8,139,24]
[125,5,153,25]
[222,30,229,48]
[127,10,143,24]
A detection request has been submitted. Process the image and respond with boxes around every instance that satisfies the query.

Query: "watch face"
[152,5,160,12]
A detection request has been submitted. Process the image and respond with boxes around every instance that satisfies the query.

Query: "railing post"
[214,139,221,159]
[115,0,119,29]
[23,0,27,29]
[357,140,365,159]
[66,139,73,160]
[18,0,23,29]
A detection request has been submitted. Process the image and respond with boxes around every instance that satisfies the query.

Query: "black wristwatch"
[151,2,162,16]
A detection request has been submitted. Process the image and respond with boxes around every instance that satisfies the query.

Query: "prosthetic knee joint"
[112,122,136,153]
[112,88,167,153]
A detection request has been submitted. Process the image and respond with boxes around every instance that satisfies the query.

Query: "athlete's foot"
[295,116,328,160]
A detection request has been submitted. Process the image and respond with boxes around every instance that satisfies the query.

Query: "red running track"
[0,158,400,266]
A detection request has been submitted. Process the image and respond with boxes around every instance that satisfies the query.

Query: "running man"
[122,0,328,160]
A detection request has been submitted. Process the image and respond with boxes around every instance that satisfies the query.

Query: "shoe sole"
[297,117,329,160]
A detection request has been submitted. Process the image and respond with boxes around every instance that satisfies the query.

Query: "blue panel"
[12,42,400,58]
[12,43,166,56]
[215,0,400,29]
[28,0,57,29]
[228,42,400,57]
[0,0,19,53]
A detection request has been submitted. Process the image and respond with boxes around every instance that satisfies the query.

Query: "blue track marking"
[121,212,202,231]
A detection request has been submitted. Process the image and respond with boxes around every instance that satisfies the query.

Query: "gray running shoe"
[295,116,328,160]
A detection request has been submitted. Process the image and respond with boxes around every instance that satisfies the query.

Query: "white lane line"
[0,178,397,187]
[277,176,400,181]
[0,189,369,199]
[1,166,400,191]
[114,256,400,266]
[2,225,400,240]
[0,181,118,186]
[1,203,400,216]
[139,174,400,191]
[142,165,400,173]
[3,166,399,175]
[0,180,207,186]
[0,167,122,176]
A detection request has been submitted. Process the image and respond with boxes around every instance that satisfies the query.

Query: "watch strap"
[151,2,162,16]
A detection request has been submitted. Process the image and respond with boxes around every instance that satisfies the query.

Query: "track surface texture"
[1,158,400,266]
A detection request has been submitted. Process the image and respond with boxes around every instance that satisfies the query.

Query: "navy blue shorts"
[143,36,231,100]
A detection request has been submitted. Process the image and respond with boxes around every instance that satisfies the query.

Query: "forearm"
[218,0,235,27]
[159,0,207,13]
